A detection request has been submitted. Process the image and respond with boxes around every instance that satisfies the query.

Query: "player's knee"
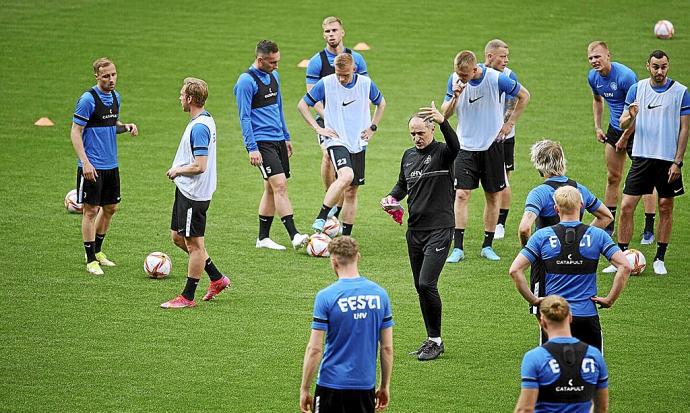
[606,170,622,185]
[455,190,470,203]
[417,279,438,295]
[337,168,354,184]
[270,179,288,195]
[102,203,118,216]
[82,204,100,219]
[658,199,674,216]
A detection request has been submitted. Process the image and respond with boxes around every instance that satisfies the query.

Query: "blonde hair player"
[514,295,610,413]
[441,50,530,263]
[510,185,630,351]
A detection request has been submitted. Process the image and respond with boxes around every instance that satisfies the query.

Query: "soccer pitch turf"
[1,1,689,411]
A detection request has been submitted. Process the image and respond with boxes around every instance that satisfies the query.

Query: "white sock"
[428,337,442,345]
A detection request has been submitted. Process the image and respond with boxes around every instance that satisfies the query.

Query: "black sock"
[205,257,223,282]
[655,243,668,261]
[498,209,509,226]
[317,204,331,221]
[606,207,616,232]
[84,241,97,263]
[281,214,299,239]
[258,215,273,240]
[181,277,199,301]
[333,206,342,218]
[482,231,495,248]
[95,233,106,253]
[454,229,465,250]
[644,213,656,233]
[342,223,353,236]
[618,242,629,252]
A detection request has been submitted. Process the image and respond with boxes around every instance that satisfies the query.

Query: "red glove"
[381,196,404,225]
[386,208,404,225]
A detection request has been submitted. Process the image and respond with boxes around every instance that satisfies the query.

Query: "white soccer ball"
[64,189,83,214]
[654,20,674,39]
[323,217,342,239]
[144,252,172,279]
[624,249,646,276]
[306,233,331,257]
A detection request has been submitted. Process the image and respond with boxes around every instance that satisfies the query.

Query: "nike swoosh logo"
[342,100,356,107]
[674,188,682,193]
[435,247,446,252]
[596,84,603,88]
[647,103,662,109]
[505,164,513,169]
[358,178,365,182]
[469,96,483,104]
[404,162,414,167]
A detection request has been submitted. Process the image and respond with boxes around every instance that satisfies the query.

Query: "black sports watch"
[673,160,683,168]
[369,124,378,132]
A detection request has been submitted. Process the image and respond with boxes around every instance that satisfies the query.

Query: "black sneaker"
[418,341,444,361]
[408,340,432,356]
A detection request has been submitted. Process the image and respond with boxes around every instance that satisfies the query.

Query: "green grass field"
[1,1,689,411]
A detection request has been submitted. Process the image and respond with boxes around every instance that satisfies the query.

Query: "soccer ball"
[323,217,342,238]
[144,252,172,278]
[64,189,83,214]
[306,233,331,257]
[654,20,674,39]
[624,249,646,275]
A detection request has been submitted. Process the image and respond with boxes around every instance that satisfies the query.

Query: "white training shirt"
[453,68,504,151]
[172,113,217,201]
[322,74,372,153]
[633,79,687,161]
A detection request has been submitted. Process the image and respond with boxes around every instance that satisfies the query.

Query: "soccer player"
[484,39,518,240]
[299,236,393,413]
[616,49,690,275]
[518,140,613,314]
[587,41,657,242]
[514,295,609,413]
[234,40,309,251]
[381,102,459,361]
[509,185,630,350]
[297,53,386,236]
[306,16,369,219]
[70,57,138,276]
[160,78,229,309]
[441,50,530,263]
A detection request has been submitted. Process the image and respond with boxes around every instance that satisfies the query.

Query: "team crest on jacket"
[424,155,431,164]
[609,82,617,91]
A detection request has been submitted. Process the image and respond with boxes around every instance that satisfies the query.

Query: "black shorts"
[316,116,327,145]
[540,315,603,352]
[623,157,685,198]
[327,145,366,186]
[604,124,634,158]
[454,142,506,192]
[170,187,210,237]
[76,166,121,206]
[313,385,375,413]
[529,258,546,315]
[502,137,515,171]
[257,140,290,180]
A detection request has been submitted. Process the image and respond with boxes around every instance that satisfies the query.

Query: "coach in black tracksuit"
[381,103,459,361]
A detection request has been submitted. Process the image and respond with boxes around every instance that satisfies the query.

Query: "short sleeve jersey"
[311,276,393,390]
[233,67,290,151]
[521,337,608,413]
[72,87,121,169]
[520,221,620,316]
[588,62,637,131]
